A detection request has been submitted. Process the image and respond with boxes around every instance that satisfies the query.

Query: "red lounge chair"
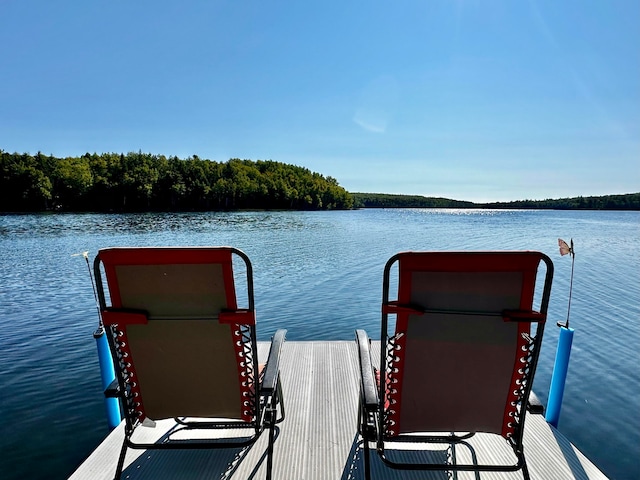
[94,247,286,480]
[356,251,553,480]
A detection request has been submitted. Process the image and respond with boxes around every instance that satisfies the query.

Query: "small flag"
[558,238,573,257]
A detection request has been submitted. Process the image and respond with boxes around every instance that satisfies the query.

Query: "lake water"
[0,209,638,480]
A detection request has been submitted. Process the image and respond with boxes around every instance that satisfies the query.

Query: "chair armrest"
[527,391,544,414]
[101,308,148,326]
[261,329,287,395]
[503,310,546,323]
[356,329,378,410]
[105,379,120,398]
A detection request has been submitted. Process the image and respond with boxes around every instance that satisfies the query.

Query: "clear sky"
[1,0,638,202]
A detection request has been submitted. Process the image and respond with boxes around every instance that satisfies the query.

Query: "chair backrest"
[95,247,258,423]
[380,251,553,441]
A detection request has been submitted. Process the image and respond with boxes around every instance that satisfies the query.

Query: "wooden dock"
[70,341,608,479]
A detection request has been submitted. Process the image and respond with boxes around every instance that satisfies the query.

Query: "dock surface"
[71,341,608,479]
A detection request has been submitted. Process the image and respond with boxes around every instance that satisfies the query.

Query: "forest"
[351,193,476,208]
[478,194,640,210]
[0,150,354,212]
[351,192,640,210]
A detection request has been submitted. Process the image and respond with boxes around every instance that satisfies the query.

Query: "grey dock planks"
[70,341,608,479]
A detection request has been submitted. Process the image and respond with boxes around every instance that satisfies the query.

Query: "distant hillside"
[478,193,640,210]
[351,192,640,210]
[351,193,475,208]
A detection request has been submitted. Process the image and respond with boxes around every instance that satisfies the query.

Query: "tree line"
[3,149,636,213]
[479,193,640,210]
[0,150,353,212]
[351,193,476,209]
[352,192,640,210]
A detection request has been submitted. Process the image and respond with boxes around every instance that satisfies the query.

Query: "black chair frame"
[356,251,554,480]
[94,247,286,480]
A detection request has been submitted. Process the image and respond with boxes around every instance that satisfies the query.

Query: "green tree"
[0,151,52,211]
[52,156,93,209]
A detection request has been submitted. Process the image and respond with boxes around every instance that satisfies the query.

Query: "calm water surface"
[0,210,638,479]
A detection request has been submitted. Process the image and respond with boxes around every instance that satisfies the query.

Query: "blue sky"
[1,0,638,202]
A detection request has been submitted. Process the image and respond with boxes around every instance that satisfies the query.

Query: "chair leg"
[521,458,531,480]
[362,436,371,480]
[358,395,372,480]
[276,375,286,423]
[265,374,283,480]
[113,438,128,480]
[265,408,276,480]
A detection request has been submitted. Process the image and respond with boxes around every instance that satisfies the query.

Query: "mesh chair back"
[382,252,550,440]
[97,247,257,423]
